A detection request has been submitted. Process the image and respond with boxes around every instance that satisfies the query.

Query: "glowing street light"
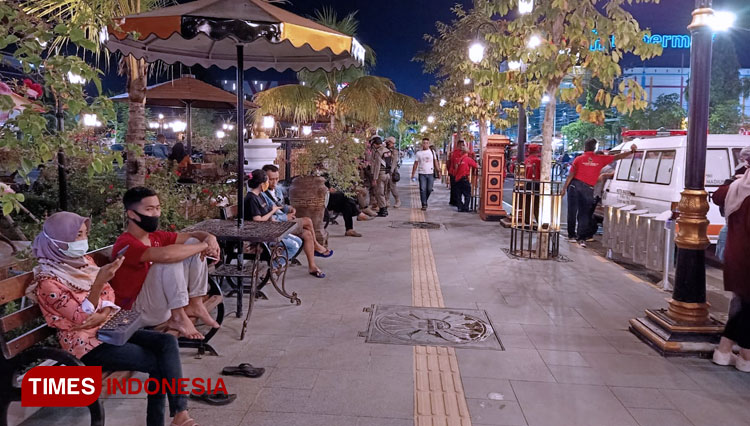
[158,113,164,120]
[420,125,428,133]
[216,130,226,139]
[439,98,447,107]
[508,61,523,71]
[302,125,312,136]
[542,94,551,103]
[709,11,736,32]
[148,122,160,129]
[468,41,485,64]
[463,77,472,85]
[519,0,534,14]
[171,120,187,132]
[527,35,542,49]
[427,115,436,124]
[67,72,86,85]
[262,115,275,129]
[82,114,101,127]
[464,96,471,104]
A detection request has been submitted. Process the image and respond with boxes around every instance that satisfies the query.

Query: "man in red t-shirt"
[453,145,479,212]
[523,145,542,226]
[562,139,637,246]
[447,140,466,207]
[111,187,221,339]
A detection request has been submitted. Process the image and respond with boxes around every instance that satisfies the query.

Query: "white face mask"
[44,231,89,258]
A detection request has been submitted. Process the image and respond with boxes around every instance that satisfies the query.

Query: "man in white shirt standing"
[411,137,440,211]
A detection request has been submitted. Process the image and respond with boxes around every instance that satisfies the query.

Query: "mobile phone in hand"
[116,245,129,259]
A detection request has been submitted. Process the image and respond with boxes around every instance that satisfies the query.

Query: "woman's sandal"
[309,270,326,278]
[221,363,266,378]
[314,249,334,258]
[189,392,237,406]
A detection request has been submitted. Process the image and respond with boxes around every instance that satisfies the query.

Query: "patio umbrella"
[105,0,365,226]
[110,75,257,154]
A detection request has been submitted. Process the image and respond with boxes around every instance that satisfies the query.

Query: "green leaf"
[2,202,12,217]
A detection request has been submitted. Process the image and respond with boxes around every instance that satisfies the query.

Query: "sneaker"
[421,206,427,211]
[394,200,401,208]
[578,241,587,248]
[713,349,737,366]
[377,208,388,217]
[736,355,750,372]
[345,229,362,237]
[567,237,577,243]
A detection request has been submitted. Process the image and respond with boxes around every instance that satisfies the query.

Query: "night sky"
[103,0,750,100]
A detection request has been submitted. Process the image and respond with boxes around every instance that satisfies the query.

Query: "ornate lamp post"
[630,0,731,355]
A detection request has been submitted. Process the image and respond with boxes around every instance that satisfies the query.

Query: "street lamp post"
[629,0,724,356]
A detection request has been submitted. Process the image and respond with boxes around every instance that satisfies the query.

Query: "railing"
[509,175,563,259]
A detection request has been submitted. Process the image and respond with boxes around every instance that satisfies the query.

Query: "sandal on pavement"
[189,392,237,406]
[221,363,266,378]
[309,270,326,279]
[314,249,334,258]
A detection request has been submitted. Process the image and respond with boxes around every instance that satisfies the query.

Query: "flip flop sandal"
[189,392,237,406]
[221,363,266,378]
[314,249,334,258]
[171,418,200,426]
[309,270,326,279]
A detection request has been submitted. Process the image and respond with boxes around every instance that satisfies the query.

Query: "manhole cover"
[363,305,504,350]
[390,221,442,230]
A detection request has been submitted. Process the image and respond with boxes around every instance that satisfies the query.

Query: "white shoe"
[578,241,587,248]
[736,356,750,372]
[712,349,737,366]
[567,238,577,243]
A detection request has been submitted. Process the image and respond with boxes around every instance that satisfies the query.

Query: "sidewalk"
[17,165,750,426]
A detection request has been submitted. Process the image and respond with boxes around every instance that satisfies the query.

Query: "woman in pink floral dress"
[28,212,197,426]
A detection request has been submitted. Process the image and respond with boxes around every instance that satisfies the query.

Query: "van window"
[616,156,633,181]
[732,148,743,171]
[640,151,661,183]
[655,151,676,184]
[706,149,730,186]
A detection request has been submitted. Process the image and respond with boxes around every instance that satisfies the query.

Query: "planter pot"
[244,138,280,173]
[289,175,328,246]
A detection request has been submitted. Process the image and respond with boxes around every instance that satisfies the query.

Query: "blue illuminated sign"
[590,33,693,51]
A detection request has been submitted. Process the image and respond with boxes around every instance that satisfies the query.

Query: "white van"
[601,133,750,244]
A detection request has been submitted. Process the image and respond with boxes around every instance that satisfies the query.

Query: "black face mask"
[131,211,159,233]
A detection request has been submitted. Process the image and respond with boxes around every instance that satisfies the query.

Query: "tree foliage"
[620,93,686,130]
[0,2,118,217]
[420,0,662,181]
[708,34,741,133]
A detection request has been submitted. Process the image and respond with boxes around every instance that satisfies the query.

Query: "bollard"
[659,218,675,291]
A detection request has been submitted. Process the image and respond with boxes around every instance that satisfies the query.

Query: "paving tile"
[611,387,674,409]
[523,329,619,353]
[466,398,527,425]
[547,364,606,385]
[512,381,638,426]
[457,348,555,382]
[627,408,695,426]
[241,412,359,426]
[461,377,517,401]
[263,368,319,389]
[355,417,413,426]
[661,389,750,426]
[580,353,700,390]
[249,388,311,414]
[537,350,589,367]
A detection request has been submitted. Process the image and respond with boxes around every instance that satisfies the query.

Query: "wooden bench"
[0,246,224,426]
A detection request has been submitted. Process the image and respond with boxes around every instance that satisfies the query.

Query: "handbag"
[97,310,142,346]
[392,170,401,182]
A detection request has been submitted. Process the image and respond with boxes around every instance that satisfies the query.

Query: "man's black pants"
[566,179,596,240]
[449,175,457,205]
[328,191,359,230]
[455,177,472,211]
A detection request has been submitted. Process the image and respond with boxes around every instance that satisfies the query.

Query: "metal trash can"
[602,203,626,250]
[645,211,674,272]
[622,209,649,260]
[633,213,658,265]
[614,205,637,255]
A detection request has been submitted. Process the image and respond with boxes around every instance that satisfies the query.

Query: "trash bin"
[645,211,674,272]
[602,203,626,250]
[622,209,649,260]
[633,213,658,265]
[614,205,636,255]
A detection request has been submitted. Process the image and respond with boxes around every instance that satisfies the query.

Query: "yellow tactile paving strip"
[410,186,472,426]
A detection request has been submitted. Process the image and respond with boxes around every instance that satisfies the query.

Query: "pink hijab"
[27,212,99,301]
[725,147,750,219]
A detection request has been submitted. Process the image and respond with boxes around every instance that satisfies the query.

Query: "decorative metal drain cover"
[390,221,442,230]
[362,305,503,350]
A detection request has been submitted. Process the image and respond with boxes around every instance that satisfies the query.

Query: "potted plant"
[289,129,366,246]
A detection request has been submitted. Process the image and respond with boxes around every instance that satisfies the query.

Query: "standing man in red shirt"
[111,187,221,339]
[447,140,466,207]
[562,139,637,246]
[453,145,479,212]
[523,145,542,227]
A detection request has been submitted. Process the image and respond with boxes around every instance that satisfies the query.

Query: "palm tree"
[253,8,419,131]
[24,0,160,188]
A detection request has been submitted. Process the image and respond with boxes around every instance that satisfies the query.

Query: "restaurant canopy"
[110,75,257,152]
[105,0,364,225]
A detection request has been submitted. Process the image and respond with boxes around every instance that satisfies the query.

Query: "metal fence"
[509,176,563,259]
